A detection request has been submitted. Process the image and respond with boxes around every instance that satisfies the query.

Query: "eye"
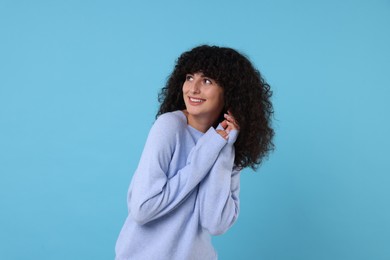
[185,74,194,81]
[203,78,212,85]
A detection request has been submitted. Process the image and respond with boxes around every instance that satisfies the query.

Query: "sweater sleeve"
[197,129,241,235]
[128,113,227,225]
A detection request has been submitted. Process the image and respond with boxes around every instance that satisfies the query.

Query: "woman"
[115,45,274,260]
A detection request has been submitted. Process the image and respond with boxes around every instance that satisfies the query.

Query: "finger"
[220,120,228,129]
[218,131,228,140]
[216,129,228,140]
[228,110,235,119]
[226,111,240,129]
[224,113,234,122]
[224,113,237,124]
[226,120,240,131]
[224,113,238,125]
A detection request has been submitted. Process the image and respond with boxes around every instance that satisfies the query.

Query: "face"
[182,72,225,124]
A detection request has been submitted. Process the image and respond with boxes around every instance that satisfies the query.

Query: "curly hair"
[157,45,274,170]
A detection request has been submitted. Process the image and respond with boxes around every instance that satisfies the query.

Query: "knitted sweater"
[115,110,240,260]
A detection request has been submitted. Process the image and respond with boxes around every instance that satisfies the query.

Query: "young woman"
[115,45,274,260]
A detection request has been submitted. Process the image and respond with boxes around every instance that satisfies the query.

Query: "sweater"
[115,110,240,260]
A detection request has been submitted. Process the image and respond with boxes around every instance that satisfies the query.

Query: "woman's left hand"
[217,111,240,140]
[223,110,240,133]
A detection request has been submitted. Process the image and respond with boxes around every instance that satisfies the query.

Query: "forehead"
[188,71,215,79]
[188,71,205,76]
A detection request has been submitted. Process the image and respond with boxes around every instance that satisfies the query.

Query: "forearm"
[129,127,227,225]
[197,132,240,235]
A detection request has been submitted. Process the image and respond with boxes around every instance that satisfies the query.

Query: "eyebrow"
[187,72,214,80]
[191,72,206,77]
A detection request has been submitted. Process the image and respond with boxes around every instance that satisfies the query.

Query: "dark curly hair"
[157,45,274,170]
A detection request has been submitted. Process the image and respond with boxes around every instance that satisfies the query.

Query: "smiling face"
[182,72,225,129]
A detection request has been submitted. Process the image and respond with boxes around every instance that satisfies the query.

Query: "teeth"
[190,97,204,103]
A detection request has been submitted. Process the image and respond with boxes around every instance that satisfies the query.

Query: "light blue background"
[1,0,389,259]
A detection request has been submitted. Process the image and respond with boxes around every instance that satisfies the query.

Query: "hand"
[216,110,240,140]
[223,110,240,133]
[216,129,229,140]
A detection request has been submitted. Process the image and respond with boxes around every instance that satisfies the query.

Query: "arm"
[128,113,227,225]
[197,128,241,235]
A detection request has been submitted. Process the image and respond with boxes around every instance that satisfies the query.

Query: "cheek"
[219,96,225,108]
[182,85,189,102]
[220,94,225,104]
[182,82,189,93]
[215,89,224,103]
[217,91,225,110]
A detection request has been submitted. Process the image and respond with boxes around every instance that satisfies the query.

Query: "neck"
[182,110,218,133]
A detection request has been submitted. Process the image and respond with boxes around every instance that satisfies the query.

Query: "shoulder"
[143,111,188,151]
[154,110,187,130]
[146,111,188,143]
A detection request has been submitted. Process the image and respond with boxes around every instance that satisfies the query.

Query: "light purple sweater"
[115,110,240,260]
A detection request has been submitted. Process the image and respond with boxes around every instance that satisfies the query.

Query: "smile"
[189,97,206,103]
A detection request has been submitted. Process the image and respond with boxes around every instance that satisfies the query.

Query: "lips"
[188,96,206,104]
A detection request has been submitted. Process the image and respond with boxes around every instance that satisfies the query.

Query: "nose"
[190,79,201,94]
